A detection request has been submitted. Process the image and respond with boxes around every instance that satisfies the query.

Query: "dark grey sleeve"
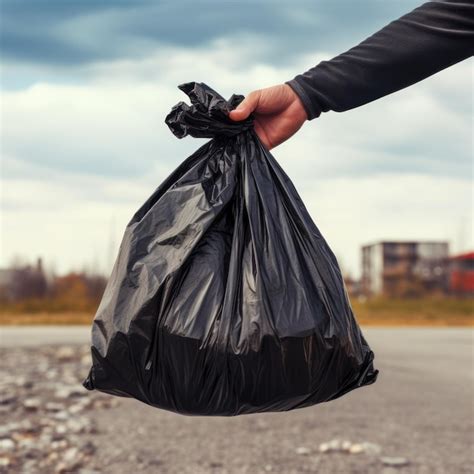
[285,0,474,120]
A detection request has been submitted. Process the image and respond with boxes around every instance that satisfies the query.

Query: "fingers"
[228,90,261,121]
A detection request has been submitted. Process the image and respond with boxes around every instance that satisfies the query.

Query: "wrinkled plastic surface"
[83,82,379,416]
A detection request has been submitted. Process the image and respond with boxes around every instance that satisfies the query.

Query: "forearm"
[286,0,474,120]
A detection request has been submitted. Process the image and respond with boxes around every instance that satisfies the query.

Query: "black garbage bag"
[83,82,379,416]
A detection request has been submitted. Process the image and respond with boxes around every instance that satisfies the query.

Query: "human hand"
[228,84,308,150]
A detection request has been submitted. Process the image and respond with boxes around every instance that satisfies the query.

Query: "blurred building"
[448,252,474,296]
[361,241,449,297]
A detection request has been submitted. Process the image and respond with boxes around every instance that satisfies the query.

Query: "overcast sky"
[1,0,472,277]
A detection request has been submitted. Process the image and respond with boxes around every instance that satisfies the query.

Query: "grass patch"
[0,298,472,326]
[0,312,94,325]
[352,297,473,326]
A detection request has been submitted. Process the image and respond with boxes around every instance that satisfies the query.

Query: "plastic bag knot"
[165,82,254,139]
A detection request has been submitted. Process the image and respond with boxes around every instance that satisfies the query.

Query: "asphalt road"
[0,325,91,347]
[1,326,473,473]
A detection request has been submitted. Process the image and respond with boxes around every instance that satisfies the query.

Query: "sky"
[1,0,472,278]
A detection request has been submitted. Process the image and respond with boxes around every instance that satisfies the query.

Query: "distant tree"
[51,272,107,310]
[4,258,48,300]
[84,274,107,301]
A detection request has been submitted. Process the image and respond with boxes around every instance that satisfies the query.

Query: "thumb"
[228,90,260,121]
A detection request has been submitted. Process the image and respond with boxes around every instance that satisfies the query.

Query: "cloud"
[1,0,422,71]
[2,81,180,177]
[2,40,471,180]
[1,38,308,177]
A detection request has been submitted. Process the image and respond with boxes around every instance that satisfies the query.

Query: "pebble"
[0,394,18,406]
[17,420,36,432]
[23,398,41,411]
[62,447,80,462]
[349,443,365,454]
[0,439,15,451]
[56,461,80,473]
[22,459,38,471]
[54,411,70,421]
[319,439,343,453]
[17,437,36,451]
[318,442,331,453]
[54,386,84,399]
[47,451,60,462]
[56,347,76,362]
[68,403,85,414]
[45,402,64,412]
[360,441,382,455]
[55,448,85,473]
[319,439,382,456]
[78,441,96,456]
[46,369,59,379]
[295,446,311,455]
[51,440,69,450]
[327,439,342,451]
[55,425,68,435]
[380,456,410,467]
[341,440,352,451]
[65,417,93,434]
[39,433,53,445]
[92,398,118,409]
[15,376,33,389]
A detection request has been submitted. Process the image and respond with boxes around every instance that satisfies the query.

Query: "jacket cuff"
[285,78,321,120]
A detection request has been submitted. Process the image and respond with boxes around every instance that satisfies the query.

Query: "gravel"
[0,344,117,473]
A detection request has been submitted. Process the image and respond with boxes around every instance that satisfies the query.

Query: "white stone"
[45,402,64,412]
[295,446,311,455]
[361,441,382,455]
[54,411,69,421]
[63,447,80,462]
[17,438,35,450]
[318,442,330,453]
[349,443,365,454]
[328,439,342,451]
[341,440,352,451]
[380,456,410,467]
[23,398,41,410]
[0,439,15,451]
[68,404,84,415]
[56,347,76,361]
[55,424,68,435]
[51,440,68,450]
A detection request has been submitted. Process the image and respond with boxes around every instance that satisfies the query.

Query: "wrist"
[284,80,315,121]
